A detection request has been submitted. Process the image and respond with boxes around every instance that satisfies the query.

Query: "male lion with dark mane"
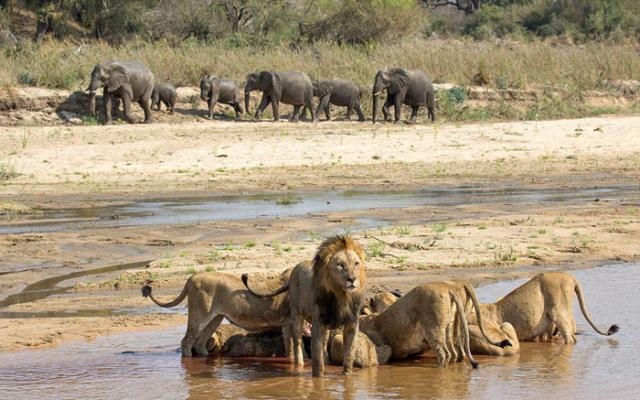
[311,235,366,376]
[243,235,366,377]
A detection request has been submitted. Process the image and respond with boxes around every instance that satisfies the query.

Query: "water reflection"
[0,263,637,399]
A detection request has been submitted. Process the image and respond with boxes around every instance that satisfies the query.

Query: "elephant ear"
[107,64,130,93]
[387,68,410,92]
[316,81,331,98]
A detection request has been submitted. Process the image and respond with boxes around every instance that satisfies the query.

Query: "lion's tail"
[141,281,189,308]
[451,292,479,369]
[464,283,511,349]
[574,278,619,336]
[241,273,290,298]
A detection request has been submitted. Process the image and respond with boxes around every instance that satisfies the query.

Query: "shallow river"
[3,185,635,235]
[0,263,636,399]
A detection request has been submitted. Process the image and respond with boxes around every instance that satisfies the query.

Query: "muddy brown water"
[2,185,637,235]
[0,263,636,399]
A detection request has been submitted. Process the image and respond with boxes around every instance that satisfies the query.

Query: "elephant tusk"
[373,91,382,97]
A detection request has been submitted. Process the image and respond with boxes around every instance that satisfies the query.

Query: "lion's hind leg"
[547,309,576,344]
[194,314,224,356]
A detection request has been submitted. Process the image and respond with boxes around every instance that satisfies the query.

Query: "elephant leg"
[316,95,330,121]
[409,106,419,124]
[270,97,280,121]
[393,95,403,123]
[300,106,308,120]
[256,94,270,119]
[290,105,302,122]
[141,95,153,124]
[346,105,353,120]
[121,96,133,123]
[103,93,113,125]
[233,102,243,119]
[382,96,393,122]
[305,96,317,123]
[355,103,365,122]
[208,95,219,120]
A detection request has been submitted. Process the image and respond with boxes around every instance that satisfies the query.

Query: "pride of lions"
[142,234,619,377]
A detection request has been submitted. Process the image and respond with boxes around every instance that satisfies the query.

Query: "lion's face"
[327,248,364,291]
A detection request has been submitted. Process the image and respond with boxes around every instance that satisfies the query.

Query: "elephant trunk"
[372,79,384,124]
[88,90,97,116]
[244,90,251,115]
[372,92,379,124]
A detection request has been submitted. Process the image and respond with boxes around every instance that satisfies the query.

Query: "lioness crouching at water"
[141,269,291,357]
[359,282,482,368]
[243,235,367,377]
[363,287,519,357]
[475,271,619,343]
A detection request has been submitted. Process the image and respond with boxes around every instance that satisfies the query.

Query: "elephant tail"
[450,292,479,369]
[241,273,290,298]
[573,278,619,336]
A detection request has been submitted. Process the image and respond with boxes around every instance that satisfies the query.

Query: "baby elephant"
[303,79,366,121]
[151,84,177,114]
[200,74,243,119]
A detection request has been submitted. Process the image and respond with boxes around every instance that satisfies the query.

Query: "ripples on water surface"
[0,263,637,399]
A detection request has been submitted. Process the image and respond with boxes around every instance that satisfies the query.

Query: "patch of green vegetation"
[207,250,221,262]
[396,225,412,236]
[271,240,282,256]
[275,194,302,206]
[0,201,35,215]
[367,242,385,258]
[0,160,19,181]
[432,223,448,239]
[244,240,257,249]
[495,246,518,263]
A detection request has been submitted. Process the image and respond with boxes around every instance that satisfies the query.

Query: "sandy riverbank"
[1,115,639,351]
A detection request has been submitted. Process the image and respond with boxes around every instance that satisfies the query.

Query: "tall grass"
[1,38,638,91]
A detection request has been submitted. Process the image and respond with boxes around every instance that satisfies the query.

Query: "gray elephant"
[244,71,317,122]
[372,68,435,124]
[87,61,154,124]
[303,79,366,121]
[199,75,243,119]
[151,83,177,114]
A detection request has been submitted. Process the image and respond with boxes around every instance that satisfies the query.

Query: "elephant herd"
[86,60,436,125]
